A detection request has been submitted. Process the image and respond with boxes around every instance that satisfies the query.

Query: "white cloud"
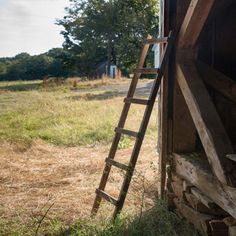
[0,0,70,57]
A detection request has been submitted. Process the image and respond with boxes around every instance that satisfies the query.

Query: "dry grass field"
[0,79,198,235]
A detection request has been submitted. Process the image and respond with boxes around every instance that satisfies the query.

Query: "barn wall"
[198,2,236,147]
[161,1,236,234]
[167,0,197,153]
[165,0,236,152]
[198,2,236,80]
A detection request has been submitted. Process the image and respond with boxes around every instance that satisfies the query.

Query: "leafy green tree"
[0,62,7,76]
[0,49,72,81]
[58,0,159,76]
[47,48,73,77]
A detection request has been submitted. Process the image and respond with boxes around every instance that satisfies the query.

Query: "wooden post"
[178,0,215,49]
[176,60,235,186]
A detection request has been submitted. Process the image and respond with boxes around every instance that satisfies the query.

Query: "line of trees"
[0,0,159,81]
[0,48,73,81]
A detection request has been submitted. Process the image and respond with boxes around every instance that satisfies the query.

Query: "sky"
[0,0,70,57]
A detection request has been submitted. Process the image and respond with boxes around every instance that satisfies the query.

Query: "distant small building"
[95,61,122,79]
[109,64,122,79]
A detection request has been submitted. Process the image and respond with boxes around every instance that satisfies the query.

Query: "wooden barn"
[92,1,236,234]
[158,0,236,235]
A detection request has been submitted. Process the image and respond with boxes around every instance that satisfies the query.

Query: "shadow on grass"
[0,82,40,92]
[54,201,201,236]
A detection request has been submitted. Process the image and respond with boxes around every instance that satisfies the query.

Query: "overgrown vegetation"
[0,49,71,81]
[66,202,199,236]
[0,201,199,236]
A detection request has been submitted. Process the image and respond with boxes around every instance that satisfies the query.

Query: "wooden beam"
[159,70,169,198]
[185,189,228,216]
[191,187,216,209]
[174,153,236,218]
[174,198,213,233]
[184,192,218,215]
[158,0,170,199]
[178,0,215,49]
[172,82,197,153]
[176,60,235,186]
[171,181,184,199]
[196,61,236,103]
[172,0,197,154]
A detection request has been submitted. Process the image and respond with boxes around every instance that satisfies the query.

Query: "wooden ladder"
[91,31,174,218]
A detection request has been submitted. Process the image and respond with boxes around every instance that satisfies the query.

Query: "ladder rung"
[124,98,150,105]
[144,37,168,44]
[106,158,130,171]
[134,68,160,74]
[95,189,118,206]
[115,127,140,138]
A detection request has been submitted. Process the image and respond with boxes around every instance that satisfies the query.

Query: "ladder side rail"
[113,32,175,217]
[91,35,152,215]
[148,32,174,104]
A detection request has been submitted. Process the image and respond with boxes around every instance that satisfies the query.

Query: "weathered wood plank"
[124,98,150,106]
[176,60,235,186]
[223,217,236,227]
[174,198,213,233]
[171,181,184,199]
[115,127,139,138]
[105,158,130,172]
[183,180,193,193]
[144,37,168,45]
[184,192,216,214]
[158,27,171,198]
[191,187,215,209]
[196,61,236,103]
[172,82,197,153]
[95,189,118,206]
[174,153,236,218]
[178,0,215,49]
[185,192,227,216]
[229,226,236,236]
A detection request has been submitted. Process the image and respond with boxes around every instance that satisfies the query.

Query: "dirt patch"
[0,139,159,224]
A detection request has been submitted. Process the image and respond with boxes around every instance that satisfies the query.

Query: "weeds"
[0,201,199,236]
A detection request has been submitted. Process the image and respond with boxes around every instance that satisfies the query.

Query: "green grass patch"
[65,203,200,236]
[0,80,157,147]
[0,201,200,236]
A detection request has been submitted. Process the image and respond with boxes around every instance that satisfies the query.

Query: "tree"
[0,49,72,81]
[58,0,159,76]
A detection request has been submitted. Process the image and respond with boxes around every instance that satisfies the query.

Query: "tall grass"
[0,201,199,236]
[0,80,157,147]
[0,80,199,236]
